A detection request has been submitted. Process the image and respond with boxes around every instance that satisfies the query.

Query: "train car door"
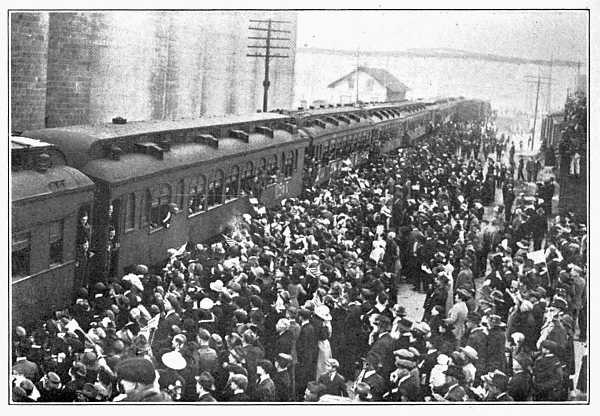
[107,198,121,279]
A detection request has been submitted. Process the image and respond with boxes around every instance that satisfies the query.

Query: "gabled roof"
[327,66,409,92]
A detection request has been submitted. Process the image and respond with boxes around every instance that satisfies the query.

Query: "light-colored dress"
[315,320,332,380]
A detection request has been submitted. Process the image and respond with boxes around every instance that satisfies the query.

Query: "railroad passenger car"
[284,105,374,186]
[11,137,95,326]
[366,101,431,152]
[23,113,307,279]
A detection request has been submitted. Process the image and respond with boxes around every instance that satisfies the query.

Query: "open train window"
[49,219,64,265]
[225,166,239,200]
[267,155,278,184]
[207,170,224,208]
[12,231,30,279]
[241,161,254,194]
[188,176,206,215]
[284,151,294,177]
[148,184,171,230]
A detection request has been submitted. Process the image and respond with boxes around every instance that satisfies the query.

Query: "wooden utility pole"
[546,54,553,113]
[524,73,552,150]
[355,48,360,104]
[247,19,290,112]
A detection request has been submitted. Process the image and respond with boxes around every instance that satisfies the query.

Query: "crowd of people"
[11,118,587,403]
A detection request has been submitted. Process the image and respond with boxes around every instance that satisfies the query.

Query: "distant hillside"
[298,47,581,68]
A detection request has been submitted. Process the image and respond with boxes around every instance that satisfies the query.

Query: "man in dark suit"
[152,294,181,358]
[273,354,293,402]
[195,372,217,402]
[367,315,398,381]
[317,358,347,397]
[507,353,532,401]
[296,308,318,400]
[12,347,40,382]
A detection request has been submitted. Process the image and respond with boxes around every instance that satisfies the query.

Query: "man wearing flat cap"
[114,357,170,402]
[367,314,397,381]
[482,370,513,401]
[317,358,347,397]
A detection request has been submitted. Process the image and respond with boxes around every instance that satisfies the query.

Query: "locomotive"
[11,97,490,325]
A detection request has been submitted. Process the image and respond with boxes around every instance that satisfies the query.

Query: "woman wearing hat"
[314,304,333,380]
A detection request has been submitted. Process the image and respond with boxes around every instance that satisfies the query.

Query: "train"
[11,97,490,326]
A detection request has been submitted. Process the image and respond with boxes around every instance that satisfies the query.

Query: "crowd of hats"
[11,119,587,402]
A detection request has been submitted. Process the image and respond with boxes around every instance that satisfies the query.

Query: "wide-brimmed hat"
[199,297,214,310]
[487,314,506,328]
[162,351,187,371]
[393,349,415,360]
[412,321,431,335]
[460,345,479,361]
[482,370,509,390]
[314,305,332,321]
[209,280,225,293]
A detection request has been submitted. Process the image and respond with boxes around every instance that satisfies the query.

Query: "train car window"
[242,161,254,194]
[48,219,64,265]
[226,166,240,200]
[109,199,121,236]
[176,179,185,211]
[188,176,206,215]
[321,143,328,163]
[267,155,278,184]
[147,184,171,230]
[294,149,299,171]
[208,170,224,208]
[157,184,172,228]
[257,158,267,187]
[142,190,151,227]
[125,193,136,231]
[284,151,294,177]
[12,231,30,279]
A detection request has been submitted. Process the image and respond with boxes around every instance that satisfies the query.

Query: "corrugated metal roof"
[12,166,94,203]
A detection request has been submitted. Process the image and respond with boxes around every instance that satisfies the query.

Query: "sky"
[297,10,588,64]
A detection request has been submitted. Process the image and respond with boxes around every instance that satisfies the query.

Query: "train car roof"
[11,136,55,150]
[299,117,372,139]
[81,130,304,185]
[12,165,94,203]
[281,105,365,118]
[22,113,294,169]
[26,113,291,141]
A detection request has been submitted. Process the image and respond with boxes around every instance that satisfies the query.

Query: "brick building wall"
[10,11,297,131]
[10,13,49,132]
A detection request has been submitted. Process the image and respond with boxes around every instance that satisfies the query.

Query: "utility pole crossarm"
[248,36,290,41]
[248,27,291,33]
[247,18,291,112]
[249,19,290,23]
[246,54,289,58]
[248,45,290,49]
